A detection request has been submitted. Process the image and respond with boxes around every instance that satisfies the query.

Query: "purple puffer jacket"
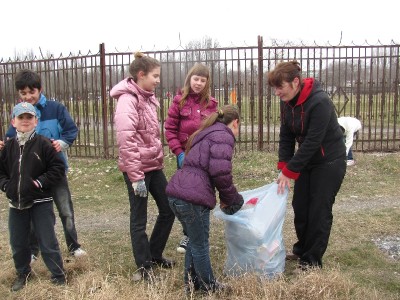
[164,92,218,155]
[111,78,164,183]
[166,122,242,209]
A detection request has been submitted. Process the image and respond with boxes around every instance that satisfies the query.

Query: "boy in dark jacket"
[0,102,66,291]
[5,69,86,259]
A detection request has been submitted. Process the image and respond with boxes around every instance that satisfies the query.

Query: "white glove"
[132,179,147,197]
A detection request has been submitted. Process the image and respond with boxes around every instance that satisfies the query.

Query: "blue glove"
[132,179,147,197]
[177,152,185,169]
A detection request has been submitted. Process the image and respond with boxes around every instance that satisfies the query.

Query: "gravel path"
[1,194,399,261]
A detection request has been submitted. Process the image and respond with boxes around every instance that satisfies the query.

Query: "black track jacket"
[277,78,346,180]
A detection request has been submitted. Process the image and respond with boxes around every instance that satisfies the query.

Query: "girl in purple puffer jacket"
[166,105,244,294]
[165,63,218,253]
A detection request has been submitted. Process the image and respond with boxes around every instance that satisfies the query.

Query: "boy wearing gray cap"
[0,102,66,291]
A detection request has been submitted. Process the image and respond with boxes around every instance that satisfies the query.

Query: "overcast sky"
[1,0,398,60]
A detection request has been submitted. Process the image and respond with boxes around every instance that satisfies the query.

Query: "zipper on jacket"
[17,145,23,209]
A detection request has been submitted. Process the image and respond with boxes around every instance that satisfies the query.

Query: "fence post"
[257,36,264,151]
[100,43,109,158]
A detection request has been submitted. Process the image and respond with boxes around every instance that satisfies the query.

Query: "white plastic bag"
[214,182,288,277]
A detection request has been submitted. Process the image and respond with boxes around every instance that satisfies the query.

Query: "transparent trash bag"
[214,182,288,277]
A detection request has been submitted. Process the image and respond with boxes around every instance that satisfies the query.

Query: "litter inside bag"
[214,182,288,278]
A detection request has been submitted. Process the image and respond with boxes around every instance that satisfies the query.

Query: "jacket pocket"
[180,107,191,117]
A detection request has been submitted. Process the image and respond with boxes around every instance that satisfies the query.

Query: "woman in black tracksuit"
[267,61,346,269]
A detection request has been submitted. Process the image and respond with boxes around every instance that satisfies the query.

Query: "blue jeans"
[168,197,215,290]
[30,176,81,253]
[9,202,65,279]
[347,147,353,160]
[123,170,175,269]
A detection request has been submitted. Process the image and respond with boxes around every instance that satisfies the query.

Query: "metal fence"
[1,36,399,158]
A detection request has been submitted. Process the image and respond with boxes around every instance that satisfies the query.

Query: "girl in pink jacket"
[111,52,175,281]
[164,63,218,253]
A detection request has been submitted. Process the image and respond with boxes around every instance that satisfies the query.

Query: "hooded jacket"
[165,92,218,155]
[111,78,164,183]
[0,132,66,209]
[166,122,243,209]
[278,78,346,180]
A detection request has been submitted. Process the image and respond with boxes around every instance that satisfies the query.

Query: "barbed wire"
[1,38,399,63]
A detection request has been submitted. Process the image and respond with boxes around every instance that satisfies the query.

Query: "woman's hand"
[277,172,291,194]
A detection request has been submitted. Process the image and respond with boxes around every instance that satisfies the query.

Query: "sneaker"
[177,235,189,253]
[11,273,30,292]
[71,248,87,257]
[151,257,175,269]
[30,254,38,264]
[347,159,355,166]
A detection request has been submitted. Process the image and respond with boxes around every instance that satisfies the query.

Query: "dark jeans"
[292,157,346,268]
[30,176,80,253]
[168,197,215,290]
[123,170,175,269]
[9,202,65,279]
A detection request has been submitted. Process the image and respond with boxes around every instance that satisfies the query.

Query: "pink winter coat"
[164,92,218,155]
[111,78,164,182]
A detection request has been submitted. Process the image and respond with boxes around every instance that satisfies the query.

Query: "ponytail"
[185,105,239,153]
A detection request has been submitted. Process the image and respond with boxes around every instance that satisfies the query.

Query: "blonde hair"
[128,52,160,82]
[185,105,239,154]
[179,63,212,109]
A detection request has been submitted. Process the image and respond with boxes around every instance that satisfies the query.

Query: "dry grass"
[0,151,399,299]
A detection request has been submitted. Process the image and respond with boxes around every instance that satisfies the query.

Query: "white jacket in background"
[337,117,362,155]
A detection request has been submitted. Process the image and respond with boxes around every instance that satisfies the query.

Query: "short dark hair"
[15,69,42,91]
[267,60,302,87]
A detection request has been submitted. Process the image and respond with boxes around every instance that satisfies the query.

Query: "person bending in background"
[267,61,346,271]
[337,116,362,166]
[164,63,218,254]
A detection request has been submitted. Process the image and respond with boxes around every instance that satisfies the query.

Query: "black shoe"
[286,252,300,261]
[152,257,175,269]
[132,267,155,282]
[51,276,66,286]
[199,281,231,294]
[11,273,30,292]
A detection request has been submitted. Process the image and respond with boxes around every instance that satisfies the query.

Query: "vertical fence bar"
[257,35,264,150]
[100,43,109,158]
